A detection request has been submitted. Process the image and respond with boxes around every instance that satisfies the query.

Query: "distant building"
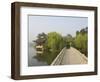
[33,32,47,54]
[36,45,44,54]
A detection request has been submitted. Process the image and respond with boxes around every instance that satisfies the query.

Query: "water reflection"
[28,42,48,66]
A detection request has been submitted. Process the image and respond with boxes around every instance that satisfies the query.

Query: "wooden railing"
[50,47,66,65]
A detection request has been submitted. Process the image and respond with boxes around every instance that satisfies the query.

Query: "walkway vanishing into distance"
[51,47,88,65]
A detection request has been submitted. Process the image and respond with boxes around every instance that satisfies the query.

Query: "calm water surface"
[28,42,48,66]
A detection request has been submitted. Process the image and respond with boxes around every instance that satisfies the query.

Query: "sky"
[28,15,88,42]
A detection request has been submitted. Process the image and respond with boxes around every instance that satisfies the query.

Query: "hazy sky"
[28,15,88,42]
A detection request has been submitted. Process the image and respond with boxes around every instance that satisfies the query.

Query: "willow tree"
[45,32,65,52]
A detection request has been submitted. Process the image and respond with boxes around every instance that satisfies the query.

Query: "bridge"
[51,47,87,65]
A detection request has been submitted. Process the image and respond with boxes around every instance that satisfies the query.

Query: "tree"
[45,32,65,52]
[66,34,73,42]
[73,27,88,56]
[64,34,73,48]
[76,31,79,35]
[74,34,83,49]
[37,32,66,64]
[35,32,47,45]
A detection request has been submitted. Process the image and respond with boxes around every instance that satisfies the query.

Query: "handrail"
[50,47,66,65]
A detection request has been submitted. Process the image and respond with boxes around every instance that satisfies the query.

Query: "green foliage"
[35,32,47,45]
[34,27,88,65]
[64,34,73,48]
[46,32,65,52]
[73,27,88,56]
[35,32,66,64]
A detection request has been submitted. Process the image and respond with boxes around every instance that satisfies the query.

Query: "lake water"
[28,42,48,66]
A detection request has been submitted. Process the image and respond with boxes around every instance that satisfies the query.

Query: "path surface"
[61,47,87,65]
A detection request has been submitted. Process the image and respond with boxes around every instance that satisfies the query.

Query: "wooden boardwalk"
[61,47,87,65]
[51,47,87,65]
